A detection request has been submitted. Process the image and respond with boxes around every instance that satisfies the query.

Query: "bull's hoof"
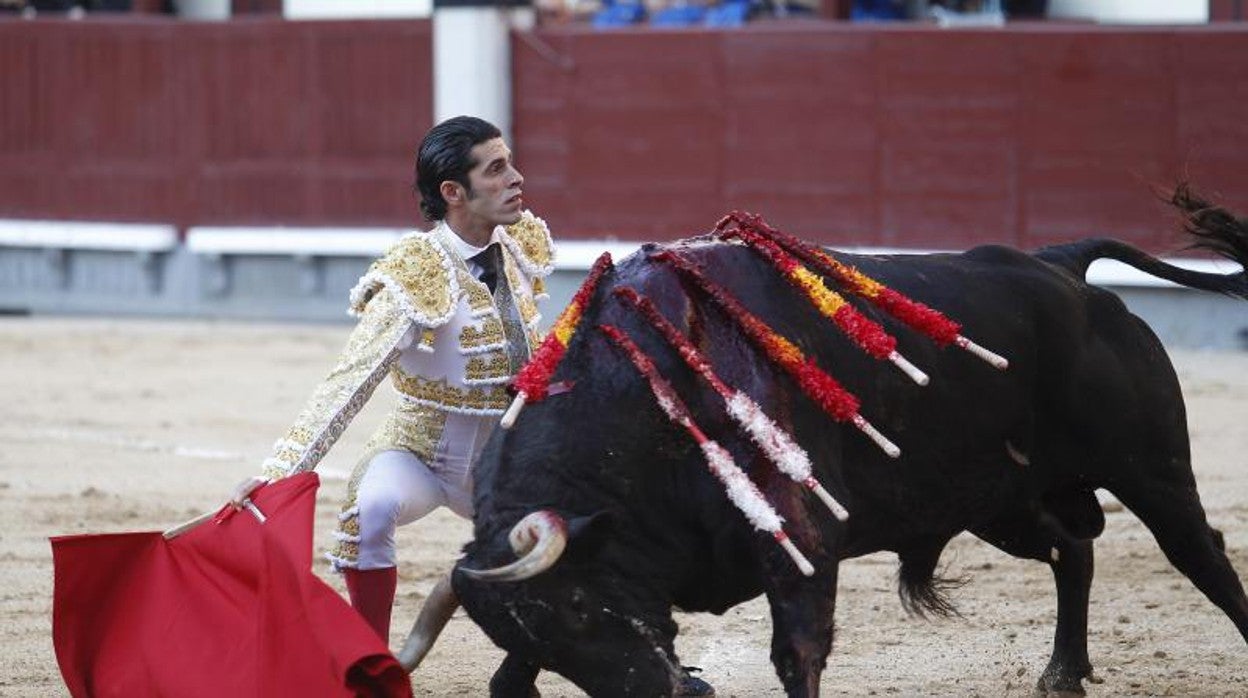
[1034,673,1087,697]
[1035,659,1092,697]
[676,666,715,697]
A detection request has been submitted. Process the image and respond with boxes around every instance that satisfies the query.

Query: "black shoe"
[675,666,715,696]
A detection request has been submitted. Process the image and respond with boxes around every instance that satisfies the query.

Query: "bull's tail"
[1035,184,1248,300]
[897,545,966,619]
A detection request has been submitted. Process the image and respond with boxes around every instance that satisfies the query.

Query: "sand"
[2,317,1246,696]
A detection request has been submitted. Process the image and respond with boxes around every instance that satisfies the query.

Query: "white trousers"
[350,411,495,570]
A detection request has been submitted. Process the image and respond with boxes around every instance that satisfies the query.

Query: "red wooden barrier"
[0,17,432,233]
[514,24,1248,251]
[2,18,1246,253]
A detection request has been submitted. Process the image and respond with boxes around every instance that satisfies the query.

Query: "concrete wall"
[2,224,1242,350]
[1048,0,1208,24]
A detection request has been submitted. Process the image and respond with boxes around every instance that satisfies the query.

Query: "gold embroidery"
[418,327,437,351]
[391,371,511,412]
[532,276,547,297]
[330,538,360,566]
[460,316,505,351]
[272,445,302,466]
[504,211,555,273]
[517,292,539,327]
[268,425,313,469]
[353,234,455,324]
[285,425,313,445]
[459,267,493,314]
[365,403,447,462]
[501,254,527,318]
[503,253,522,289]
[261,289,410,480]
[499,251,539,344]
[465,353,512,383]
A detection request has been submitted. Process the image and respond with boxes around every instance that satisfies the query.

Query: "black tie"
[472,244,501,295]
[471,243,530,371]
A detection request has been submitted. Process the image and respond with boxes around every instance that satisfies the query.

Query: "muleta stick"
[717,212,1009,371]
[599,323,816,576]
[717,224,928,386]
[654,251,901,459]
[614,287,849,521]
[501,252,614,429]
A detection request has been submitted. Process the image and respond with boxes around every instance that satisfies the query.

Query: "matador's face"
[463,137,525,231]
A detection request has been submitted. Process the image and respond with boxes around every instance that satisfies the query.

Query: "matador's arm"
[260,288,414,480]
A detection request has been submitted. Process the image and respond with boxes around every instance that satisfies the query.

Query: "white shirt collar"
[441,221,504,262]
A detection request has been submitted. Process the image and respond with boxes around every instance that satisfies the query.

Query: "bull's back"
[797,245,1173,543]
[835,244,1183,523]
[579,240,1179,569]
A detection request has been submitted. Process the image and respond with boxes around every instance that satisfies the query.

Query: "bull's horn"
[397,572,458,673]
[460,510,568,582]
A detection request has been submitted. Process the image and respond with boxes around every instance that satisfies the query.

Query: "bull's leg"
[1110,481,1248,642]
[1061,314,1248,641]
[973,510,1095,695]
[489,654,541,698]
[762,565,838,697]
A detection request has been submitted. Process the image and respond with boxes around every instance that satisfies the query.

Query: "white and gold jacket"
[260,211,554,481]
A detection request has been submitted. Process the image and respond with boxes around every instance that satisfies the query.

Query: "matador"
[230,116,552,641]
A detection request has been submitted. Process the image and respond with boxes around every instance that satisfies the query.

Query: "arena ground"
[2,317,1246,696]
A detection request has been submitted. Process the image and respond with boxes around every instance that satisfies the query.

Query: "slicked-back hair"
[415,116,503,222]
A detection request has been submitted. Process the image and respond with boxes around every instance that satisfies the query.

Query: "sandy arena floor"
[2,317,1246,696]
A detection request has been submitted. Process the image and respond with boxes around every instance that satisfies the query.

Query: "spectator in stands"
[926,0,1047,18]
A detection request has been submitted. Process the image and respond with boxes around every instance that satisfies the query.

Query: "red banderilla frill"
[501,252,614,429]
[613,287,848,521]
[599,323,815,576]
[716,212,1008,370]
[716,222,929,386]
[653,250,900,458]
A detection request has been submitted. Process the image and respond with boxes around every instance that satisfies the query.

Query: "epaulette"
[348,232,459,327]
[500,210,556,279]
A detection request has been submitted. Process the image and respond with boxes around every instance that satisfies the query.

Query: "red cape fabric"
[51,473,413,698]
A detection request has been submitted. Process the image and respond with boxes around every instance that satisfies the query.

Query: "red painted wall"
[2,19,1246,253]
[1209,0,1246,21]
[514,24,1248,251]
[0,18,432,231]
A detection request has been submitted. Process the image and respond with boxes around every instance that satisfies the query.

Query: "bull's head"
[459,510,568,582]
[452,509,685,695]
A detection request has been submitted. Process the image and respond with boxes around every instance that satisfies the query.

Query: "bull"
[412,186,1248,696]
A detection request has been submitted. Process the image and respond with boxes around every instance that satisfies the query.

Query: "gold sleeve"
[261,288,413,480]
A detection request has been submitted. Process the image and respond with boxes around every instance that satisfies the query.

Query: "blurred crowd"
[1,0,153,15]
[535,0,1048,28]
[0,0,1168,28]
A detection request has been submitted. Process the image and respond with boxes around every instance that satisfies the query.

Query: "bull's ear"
[563,510,614,562]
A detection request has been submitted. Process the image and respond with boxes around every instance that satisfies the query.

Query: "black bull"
[450,191,1248,696]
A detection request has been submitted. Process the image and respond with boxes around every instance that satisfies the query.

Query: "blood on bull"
[404,185,1248,697]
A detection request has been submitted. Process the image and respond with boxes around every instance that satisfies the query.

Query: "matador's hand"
[228,475,270,509]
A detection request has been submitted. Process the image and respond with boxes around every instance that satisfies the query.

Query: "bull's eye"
[569,588,587,614]
[564,587,592,631]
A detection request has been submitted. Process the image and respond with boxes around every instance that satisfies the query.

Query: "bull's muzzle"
[460,510,568,582]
